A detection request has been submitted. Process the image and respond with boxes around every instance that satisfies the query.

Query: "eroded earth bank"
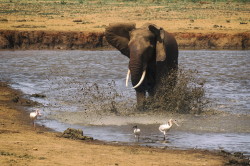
[0,30,249,50]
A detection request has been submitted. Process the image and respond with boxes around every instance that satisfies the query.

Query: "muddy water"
[0,50,249,155]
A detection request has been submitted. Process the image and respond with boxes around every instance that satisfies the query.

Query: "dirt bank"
[0,30,105,50]
[0,82,249,165]
[173,32,250,50]
[0,30,249,50]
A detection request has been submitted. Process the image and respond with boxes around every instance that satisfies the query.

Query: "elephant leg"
[147,88,155,105]
[136,91,146,111]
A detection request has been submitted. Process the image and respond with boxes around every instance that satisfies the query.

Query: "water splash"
[145,67,208,114]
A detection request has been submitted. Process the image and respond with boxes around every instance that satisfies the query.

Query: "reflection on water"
[0,50,249,155]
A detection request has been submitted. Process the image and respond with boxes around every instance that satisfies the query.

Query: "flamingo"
[30,109,42,127]
[133,125,141,142]
[159,119,179,140]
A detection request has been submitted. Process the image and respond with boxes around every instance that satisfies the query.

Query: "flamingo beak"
[174,121,180,126]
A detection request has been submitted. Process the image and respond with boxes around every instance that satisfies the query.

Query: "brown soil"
[0,30,106,50]
[0,82,249,165]
[0,1,249,50]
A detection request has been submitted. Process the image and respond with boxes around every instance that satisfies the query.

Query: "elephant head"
[105,23,178,109]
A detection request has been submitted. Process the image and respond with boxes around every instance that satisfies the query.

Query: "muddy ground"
[0,82,249,165]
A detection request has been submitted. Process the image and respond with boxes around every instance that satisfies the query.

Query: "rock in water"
[61,128,93,140]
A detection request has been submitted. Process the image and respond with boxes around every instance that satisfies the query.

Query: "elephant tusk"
[132,70,146,89]
[126,69,130,87]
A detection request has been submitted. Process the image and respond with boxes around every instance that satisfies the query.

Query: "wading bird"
[159,119,179,140]
[133,125,141,142]
[30,109,42,127]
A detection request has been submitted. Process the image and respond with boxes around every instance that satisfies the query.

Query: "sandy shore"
[0,82,249,165]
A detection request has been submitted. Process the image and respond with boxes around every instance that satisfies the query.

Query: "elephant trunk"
[129,59,147,110]
[129,58,145,91]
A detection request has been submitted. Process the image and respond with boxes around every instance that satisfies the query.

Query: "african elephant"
[105,23,178,110]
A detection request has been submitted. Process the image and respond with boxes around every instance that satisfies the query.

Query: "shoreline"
[0,82,249,165]
[0,30,249,50]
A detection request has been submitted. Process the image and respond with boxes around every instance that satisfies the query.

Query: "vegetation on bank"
[64,0,249,4]
[3,0,249,4]
[0,0,249,32]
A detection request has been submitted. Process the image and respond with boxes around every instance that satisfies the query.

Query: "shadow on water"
[0,50,249,156]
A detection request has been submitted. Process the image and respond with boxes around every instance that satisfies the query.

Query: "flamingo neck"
[168,120,173,127]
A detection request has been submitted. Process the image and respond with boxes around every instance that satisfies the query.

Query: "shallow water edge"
[0,50,249,157]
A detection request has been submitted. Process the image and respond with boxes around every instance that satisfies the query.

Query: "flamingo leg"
[33,120,36,129]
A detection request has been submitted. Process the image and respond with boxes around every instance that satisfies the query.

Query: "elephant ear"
[105,23,136,58]
[148,25,166,62]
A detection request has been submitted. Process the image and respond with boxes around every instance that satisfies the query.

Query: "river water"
[0,50,249,155]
